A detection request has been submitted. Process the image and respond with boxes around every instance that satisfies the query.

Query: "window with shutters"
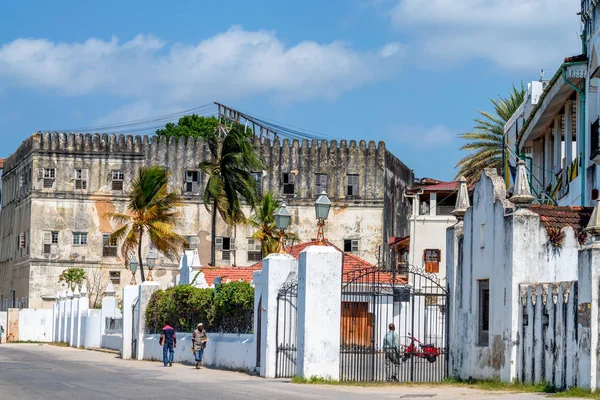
[102,234,118,257]
[39,168,56,189]
[111,171,124,191]
[184,171,199,194]
[72,232,88,246]
[343,239,359,254]
[43,231,58,254]
[346,174,359,197]
[282,172,296,196]
[184,235,199,250]
[478,280,490,346]
[216,237,235,264]
[74,169,88,190]
[247,238,262,262]
[251,172,263,197]
[314,173,328,195]
[423,249,440,273]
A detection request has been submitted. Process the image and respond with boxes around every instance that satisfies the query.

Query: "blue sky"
[0,0,582,180]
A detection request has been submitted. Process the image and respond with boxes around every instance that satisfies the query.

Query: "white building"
[503,4,600,207]
[391,178,472,287]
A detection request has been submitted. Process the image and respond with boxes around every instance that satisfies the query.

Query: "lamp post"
[274,202,291,253]
[146,249,158,282]
[129,258,138,285]
[314,190,331,245]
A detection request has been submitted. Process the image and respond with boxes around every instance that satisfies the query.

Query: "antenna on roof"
[539,69,545,82]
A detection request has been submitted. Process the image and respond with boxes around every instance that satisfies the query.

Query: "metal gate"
[275,279,298,378]
[340,261,448,382]
[132,297,139,357]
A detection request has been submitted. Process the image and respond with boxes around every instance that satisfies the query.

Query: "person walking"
[192,323,208,369]
[159,324,176,367]
[383,323,399,382]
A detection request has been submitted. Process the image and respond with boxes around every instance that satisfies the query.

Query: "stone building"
[0,132,413,309]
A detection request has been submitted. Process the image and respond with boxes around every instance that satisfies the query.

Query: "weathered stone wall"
[0,132,413,308]
[447,168,582,383]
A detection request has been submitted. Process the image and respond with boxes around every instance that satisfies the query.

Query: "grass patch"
[292,375,559,393]
[48,342,70,347]
[551,388,600,399]
[12,340,45,345]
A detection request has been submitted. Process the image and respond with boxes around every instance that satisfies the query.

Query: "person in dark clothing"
[159,324,176,366]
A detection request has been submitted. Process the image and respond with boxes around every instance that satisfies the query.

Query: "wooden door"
[341,302,372,347]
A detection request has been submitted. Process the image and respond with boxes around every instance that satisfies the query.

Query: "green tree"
[156,115,219,139]
[199,124,264,266]
[249,190,300,256]
[109,166,187,282]
[456,84,526,183]
[58,267,86,291]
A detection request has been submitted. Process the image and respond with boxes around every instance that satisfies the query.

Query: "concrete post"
[296,245,342,380]
[70,286,80,347]
[77,285,89,348]
[100,284,117,341]
[121,285,139,360]
[136,282,161,360]
[259,253,297,378]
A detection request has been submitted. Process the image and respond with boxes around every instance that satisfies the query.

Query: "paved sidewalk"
[0,344,551,399]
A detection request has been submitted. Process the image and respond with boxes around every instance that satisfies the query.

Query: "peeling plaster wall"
[0,132,412,309]
[447,168,581,383]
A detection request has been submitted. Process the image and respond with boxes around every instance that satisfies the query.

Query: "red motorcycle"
[401,334,440,363]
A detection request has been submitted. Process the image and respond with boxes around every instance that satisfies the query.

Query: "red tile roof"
[564,54,587,63]
[0,159,4,169]
[199,265,262,287]
[249,241,407,285]
[529,205,593,231]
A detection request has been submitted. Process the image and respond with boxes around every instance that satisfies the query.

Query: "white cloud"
[0,26,405,105]
[388,0,581,70]
[387,124,455,149]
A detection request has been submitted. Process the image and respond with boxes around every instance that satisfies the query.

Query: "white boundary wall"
[141,332,255,370]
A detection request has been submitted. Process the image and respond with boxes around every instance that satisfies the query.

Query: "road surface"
[0,344,549,400]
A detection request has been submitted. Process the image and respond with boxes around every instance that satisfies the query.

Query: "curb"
[86,347,121,356]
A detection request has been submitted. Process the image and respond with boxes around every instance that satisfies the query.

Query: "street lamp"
[146,249,158,282]
[314,190,331,245]
[274,202,291,253]
[129,257,138,285]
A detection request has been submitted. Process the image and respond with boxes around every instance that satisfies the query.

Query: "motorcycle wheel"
[426,355,437,363]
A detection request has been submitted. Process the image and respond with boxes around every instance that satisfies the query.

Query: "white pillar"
[296,246,342,380]
[544,129,553,188]
[70,286,80,347]
[77,285,89,348]
[136,282,161,360]
[100,284,117,342]
[429,193,437,216]
[565,101,573,169]
[259,253,297,378]
[121,285,139,360]
[554,116,562,174]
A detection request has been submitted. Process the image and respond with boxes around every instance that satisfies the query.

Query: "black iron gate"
[340,263,448,382]
[275,279,298,378]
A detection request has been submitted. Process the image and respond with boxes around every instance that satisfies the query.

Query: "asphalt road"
[0,344,549,400]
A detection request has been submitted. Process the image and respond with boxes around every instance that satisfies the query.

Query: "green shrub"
[145,282,254,333]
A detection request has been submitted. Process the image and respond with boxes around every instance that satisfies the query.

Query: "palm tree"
[109,166,186,282]
[249,191,300,256]
[456,84,526,183]
[199,124,265,266]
